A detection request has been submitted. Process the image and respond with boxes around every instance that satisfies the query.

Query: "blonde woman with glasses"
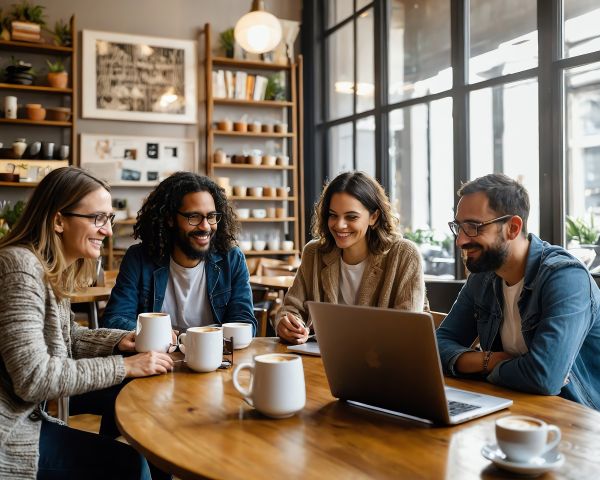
[0,167,173,479]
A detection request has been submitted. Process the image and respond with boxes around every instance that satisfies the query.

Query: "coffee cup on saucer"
[222,322,253,349]
[495,415,561,463]
[232,353,305,418]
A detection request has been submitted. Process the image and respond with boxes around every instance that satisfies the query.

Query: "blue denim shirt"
[436,234,600,410]
[101,243,257,335]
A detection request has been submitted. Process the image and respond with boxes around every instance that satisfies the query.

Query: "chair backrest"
[430,311,447,329]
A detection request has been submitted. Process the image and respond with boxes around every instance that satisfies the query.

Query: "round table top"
[115,338,600,480]
[249,275,295,290]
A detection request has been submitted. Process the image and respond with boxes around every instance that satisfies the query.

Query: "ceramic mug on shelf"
[233,353,306,418]
[135,313,172,353]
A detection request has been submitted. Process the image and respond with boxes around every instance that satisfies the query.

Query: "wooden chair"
[430,311,447,329]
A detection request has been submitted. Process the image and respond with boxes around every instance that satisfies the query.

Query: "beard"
[463,234,508,273]
[173,228,214,261]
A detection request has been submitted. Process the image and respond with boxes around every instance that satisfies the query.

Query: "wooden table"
[115,338,600,479]
[69,286,112,329]
[249,275,295,291]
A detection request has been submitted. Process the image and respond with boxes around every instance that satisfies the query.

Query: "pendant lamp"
[234,0,282,54]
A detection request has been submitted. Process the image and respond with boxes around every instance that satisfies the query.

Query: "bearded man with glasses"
[102,172,256,335]
[436,173,600,410]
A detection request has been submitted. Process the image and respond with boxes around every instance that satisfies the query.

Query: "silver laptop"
[307,302,512,425]
[287,339,321,356]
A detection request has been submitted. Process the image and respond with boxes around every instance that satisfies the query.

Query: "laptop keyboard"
[448,400,480,416]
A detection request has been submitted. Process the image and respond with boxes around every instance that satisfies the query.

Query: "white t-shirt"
[500,277,528,356]
[161,257,214,329]
[338,257,368,305]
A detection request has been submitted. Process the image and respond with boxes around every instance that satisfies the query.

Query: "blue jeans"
[38,419,151,480]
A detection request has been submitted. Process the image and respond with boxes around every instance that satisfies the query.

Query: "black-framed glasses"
[448,214,513,238]
[177,211,222,226]
[61,211,116,228]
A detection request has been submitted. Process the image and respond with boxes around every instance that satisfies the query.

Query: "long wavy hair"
[311,171,400,255]
[134,172,239,261]
[0,167,110,299]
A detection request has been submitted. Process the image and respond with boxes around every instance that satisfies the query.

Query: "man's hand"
[117,331,136,352]
[277,313,310,344]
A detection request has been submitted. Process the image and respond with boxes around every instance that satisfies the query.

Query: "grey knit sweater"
[0,246,128,479]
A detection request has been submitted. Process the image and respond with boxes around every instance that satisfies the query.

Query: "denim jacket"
[101,244,256,334]
[436,234,600,410]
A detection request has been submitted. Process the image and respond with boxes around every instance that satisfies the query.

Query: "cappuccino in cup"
[135,313,172,353]
[495,415,561,463]
[233,353,305,418]
[179,326,223,372]
[222,322,253,350]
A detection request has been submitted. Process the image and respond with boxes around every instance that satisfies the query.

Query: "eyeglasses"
[61,211,116,228]
[177,211,222,226]
[448,214,513,237]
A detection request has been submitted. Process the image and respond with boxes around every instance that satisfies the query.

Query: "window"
[305,0,600,278]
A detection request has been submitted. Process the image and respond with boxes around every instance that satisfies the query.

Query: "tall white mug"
[233,353,305,418]
[135,312,172,353]
[179,326,223,372]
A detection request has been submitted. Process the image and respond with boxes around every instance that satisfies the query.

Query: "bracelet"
[482,350,493,374]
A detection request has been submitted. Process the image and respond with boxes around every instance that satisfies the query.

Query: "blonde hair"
[0,167,110,299]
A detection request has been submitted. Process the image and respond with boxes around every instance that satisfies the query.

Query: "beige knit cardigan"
[275,238,427,331]
[0,246,129,479]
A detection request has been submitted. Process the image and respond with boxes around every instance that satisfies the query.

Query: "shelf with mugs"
[201,22,304,261]
[0,16,78,172]
[0,83,73,94]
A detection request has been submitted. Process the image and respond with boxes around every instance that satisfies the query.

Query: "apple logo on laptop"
[365,349,382,369]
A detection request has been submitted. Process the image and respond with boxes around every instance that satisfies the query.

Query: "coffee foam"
[498,418,542,431]
[141,312,168,317]
[259,355,295,363]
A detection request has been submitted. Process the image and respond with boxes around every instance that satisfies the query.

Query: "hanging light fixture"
[234,0,282,54]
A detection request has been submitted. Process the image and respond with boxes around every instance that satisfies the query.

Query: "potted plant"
[219,27,235,58]
[8,1,46,42]
[0,200,26,234]
[48,18,71,46]
[46,58,68,88]
[566,215,600,270]
[265,73,286,101]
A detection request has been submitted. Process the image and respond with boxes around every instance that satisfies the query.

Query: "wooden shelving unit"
[201,23,304,258]
[0,16,77,169]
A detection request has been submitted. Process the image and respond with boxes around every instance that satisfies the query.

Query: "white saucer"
[481,444,564,477]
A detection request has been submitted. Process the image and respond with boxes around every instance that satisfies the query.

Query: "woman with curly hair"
[102,172,256,334]
[276,171,426,344]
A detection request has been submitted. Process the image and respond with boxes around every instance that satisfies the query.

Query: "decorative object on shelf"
[25,103,45,121]
[282,240,294,251]
[46,106,71,121]
[46,58,68,88]
[265,73,286,101]
[219,27,235,58]
[4,95,18,119]
[274,122,287,133]
[0,8,12,41]
[12,138,27,158]
[234,0,282,54]
[80,133,198,186]
[237,208,250,219]
[49,18,71,46]
[7,0,46,43]
[24,140,41,159]
[0,163,19,182]
[82,30,197,124]
[3,58,35,85]
[42,142,54,160]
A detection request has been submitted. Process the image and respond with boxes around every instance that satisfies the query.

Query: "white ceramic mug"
[179,326,223,372]
[495,415,561,463]
[233,353,305,418]
[223,322,253,350]
[135,313,172,353]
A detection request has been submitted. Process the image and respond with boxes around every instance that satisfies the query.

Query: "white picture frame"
[80,134,198,187]
[82,30,197,124]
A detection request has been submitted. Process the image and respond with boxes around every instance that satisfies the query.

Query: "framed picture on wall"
[82,30,197,123]
[79,134,198,186]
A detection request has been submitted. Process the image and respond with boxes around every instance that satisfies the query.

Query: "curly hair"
[134,172,240,261]
[311,171,400,255]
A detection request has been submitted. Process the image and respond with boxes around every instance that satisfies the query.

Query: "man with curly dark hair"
[101,172,256,334]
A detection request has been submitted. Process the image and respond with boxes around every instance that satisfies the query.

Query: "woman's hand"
[277,313,310,344]
[123,352,174,378]
[117,331,136,352]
